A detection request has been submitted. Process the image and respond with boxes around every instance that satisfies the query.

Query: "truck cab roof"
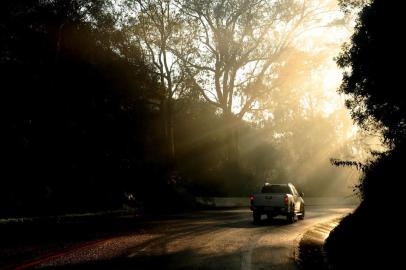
[261,183,292,194]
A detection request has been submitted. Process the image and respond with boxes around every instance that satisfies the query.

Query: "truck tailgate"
[253,194,286,207]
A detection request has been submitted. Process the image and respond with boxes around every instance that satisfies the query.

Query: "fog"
[169,0,370,197]
[238,2,361,196]
[2,0,382,217]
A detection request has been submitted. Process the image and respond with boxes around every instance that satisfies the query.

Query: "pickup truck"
[249,183,305,224]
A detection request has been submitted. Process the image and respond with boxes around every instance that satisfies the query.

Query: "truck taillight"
[249,195,255,201]
[284,195,289,205]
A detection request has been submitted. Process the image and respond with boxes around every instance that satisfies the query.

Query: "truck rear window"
[261,185,291,194]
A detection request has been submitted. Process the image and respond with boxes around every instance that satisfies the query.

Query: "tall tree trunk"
[166,98,175,161]
[55,22,66,65]
[161,98,175,162]
[223,112,239,163]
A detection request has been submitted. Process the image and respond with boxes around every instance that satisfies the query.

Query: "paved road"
[22,206,353,270]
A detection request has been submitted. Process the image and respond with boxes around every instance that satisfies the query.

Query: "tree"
[324,1,406,268]
[337,0,405,147]
[1,0,163,215]
[174,0,342,159]
[124,0,196,160]
[125,0,343,161]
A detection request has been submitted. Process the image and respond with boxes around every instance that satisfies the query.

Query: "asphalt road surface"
[19,206,353,270]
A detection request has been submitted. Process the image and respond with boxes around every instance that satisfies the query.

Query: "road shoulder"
[296,218,341,270]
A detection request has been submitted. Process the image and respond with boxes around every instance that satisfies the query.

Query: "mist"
[169,0,367,198]
[2,1,401,269]
[1,0,377,217]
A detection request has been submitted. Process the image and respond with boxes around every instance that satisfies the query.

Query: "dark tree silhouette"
[337,0,406,147]
[325,0,406,268]
[1,0,163,215]
[335,0,406,200]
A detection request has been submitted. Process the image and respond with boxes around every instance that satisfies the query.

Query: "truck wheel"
[287,213,295,223]
[253,211,261,224]
[298,205,305,220]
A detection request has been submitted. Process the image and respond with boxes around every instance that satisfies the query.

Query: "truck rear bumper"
[250,205,289,215]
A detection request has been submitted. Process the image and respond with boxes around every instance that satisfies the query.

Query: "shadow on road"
[39,248,242,270]
[216,216,293,228]
[38,245,294,270]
